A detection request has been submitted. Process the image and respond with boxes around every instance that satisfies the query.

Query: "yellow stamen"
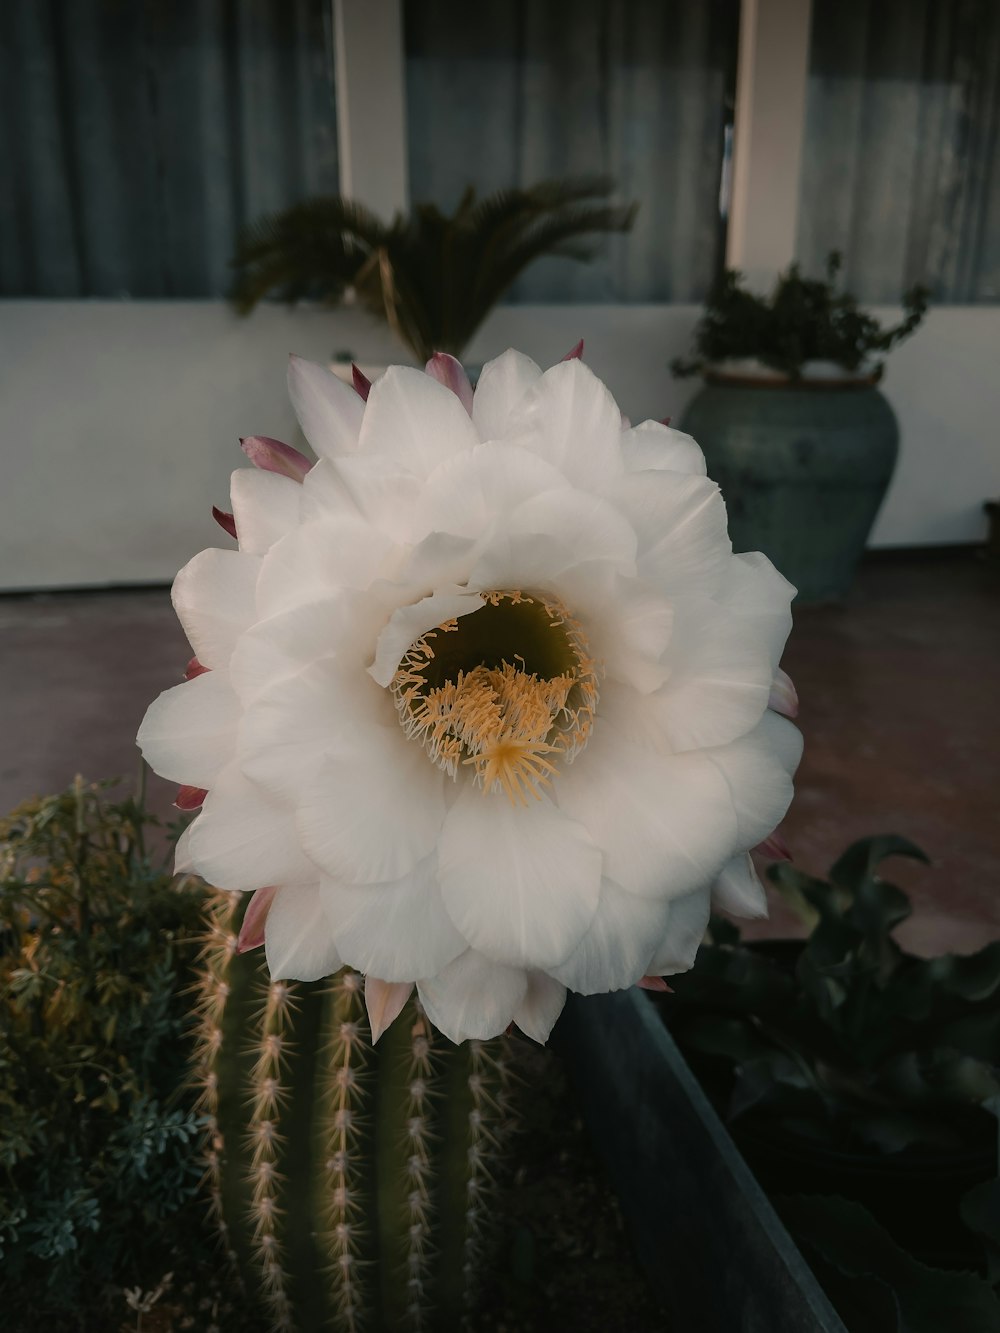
[391,592,599,804]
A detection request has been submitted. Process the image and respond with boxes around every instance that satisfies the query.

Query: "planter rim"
[704,367,880,391]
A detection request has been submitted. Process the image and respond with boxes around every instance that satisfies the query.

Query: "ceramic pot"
[679,368,899,603]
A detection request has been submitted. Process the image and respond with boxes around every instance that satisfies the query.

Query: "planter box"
[552,988,847,1333]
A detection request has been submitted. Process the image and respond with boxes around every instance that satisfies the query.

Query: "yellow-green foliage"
[0,779,225,1331]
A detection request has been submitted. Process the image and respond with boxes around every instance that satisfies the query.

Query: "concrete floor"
[1,550,997,956]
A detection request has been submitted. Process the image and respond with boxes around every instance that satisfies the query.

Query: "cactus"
[191,891,515,1333]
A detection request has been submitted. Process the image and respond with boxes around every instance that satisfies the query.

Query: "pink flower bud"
[212,507,237,540]
[240,436,313,482]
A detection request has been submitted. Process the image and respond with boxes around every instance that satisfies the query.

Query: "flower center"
[391,591,599,804]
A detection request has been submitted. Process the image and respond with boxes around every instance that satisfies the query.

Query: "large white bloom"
[138,349,801,1043]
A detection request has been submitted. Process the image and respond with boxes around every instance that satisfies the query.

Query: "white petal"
[650,594,777,751]
[330,453,422,537]
[186,764,318,890]
[604,471,731,596]
[704,712,802,847]
[369,589,481,687]
[509,360,625,489]
[264,882,343,981]
[467,488,636,605]
[365,977,414,1043]
[621,420,707,475]
[471,349,542,440]
[174,823,194,873]
[288,355,364,460]
[321,856,466,982]
[172,548,262,670]
[549,879,671,994]
[648,888,712,975]
[713,853,767,919]
[409,442,570,545]
[717,551,795,673]
[513,972,567,1043]
[137,671,240,788]
[229,592,386,704]
[417,950,528,1043]
[437,786,602,970]
[580,578,673,694]
[239,658,392,805]
[554,721,738,900]
[230,469,302,556]
[358,366,480,478]
[255,516,397,619]
[296,734,446,884]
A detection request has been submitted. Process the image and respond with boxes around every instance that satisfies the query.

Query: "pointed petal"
[554,722,737,900]
[137,671,240,788]
[185,657,209,680]
[769,667,799,718]
[287,355,365,460]
[264,883,343,981]
[296,736,446,885]
[620,421,706,476]
[472,349,542,440]
[229,469,302,557]
[186,764,318,891]
[237,884,277,952]
[424,353,474,415]
[240,435,313,481]
[174,785,207,811]
[212,507,237,539]
[365,977,414,1043]
[718,552,796,673]
[604,471,730,596]
[648,889,712,975]
[712,853,767,918]
[352,364,372,400]
[437,787,602,970]
[509,359,624,489]
[322,858,467,983]
[637,974,670,992]
[756,829,791,862]
[370,589,480,687]
[561,339,584,361]
[549,879,670,994]
[172,548,261,670]
[513,972,566,1043]
[417,950,528,1043]
[704,712,802,849]
[358,366,480,478]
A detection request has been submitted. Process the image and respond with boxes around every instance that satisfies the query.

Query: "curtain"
[404,0,739,303]
[797,0,1000,304]
[0,0,338,298]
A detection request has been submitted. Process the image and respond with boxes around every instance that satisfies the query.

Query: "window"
[404,0,739,302]
[0,0,338,298]
[797,0,1000,303]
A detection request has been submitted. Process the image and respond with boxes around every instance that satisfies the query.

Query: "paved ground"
[1,550,997,956]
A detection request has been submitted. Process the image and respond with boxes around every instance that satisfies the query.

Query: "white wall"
[0,299,996,591]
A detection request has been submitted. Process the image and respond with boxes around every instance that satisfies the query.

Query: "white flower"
[138,349,801,1044]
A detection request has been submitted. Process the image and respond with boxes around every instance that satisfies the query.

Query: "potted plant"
[650,836,1000,1327]
[671,255,929,602]
[229,177,637,370]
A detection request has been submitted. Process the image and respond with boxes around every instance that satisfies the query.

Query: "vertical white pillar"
[726,0,813,289]
[333,0,409,219]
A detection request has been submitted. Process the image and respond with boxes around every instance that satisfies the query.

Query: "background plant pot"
[679,373,900,603]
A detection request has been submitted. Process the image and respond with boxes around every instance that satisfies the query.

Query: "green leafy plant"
[0,778,259,1333]
[665,836,1000,1154]
[230,177,637,363]
[671,253,928,380]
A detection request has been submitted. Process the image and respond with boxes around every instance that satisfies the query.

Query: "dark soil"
[470,1040,668,1332]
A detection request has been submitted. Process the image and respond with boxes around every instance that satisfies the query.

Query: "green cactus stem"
[192,891,515,1332]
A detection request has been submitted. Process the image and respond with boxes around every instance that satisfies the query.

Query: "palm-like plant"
[230,177,637,363]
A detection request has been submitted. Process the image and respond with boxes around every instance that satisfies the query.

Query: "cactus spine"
[192,891,514,1332]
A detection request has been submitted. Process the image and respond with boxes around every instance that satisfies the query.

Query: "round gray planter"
[679,372,900,603]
